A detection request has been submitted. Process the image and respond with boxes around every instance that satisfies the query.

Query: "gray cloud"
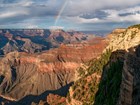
[0,0,140,31]
[119,11,140,17]
[79,10,109,19]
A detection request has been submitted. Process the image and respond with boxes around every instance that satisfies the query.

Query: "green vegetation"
[67,49,124,105]
[128,24,140,29]
[131,31,137,39]
[67,49,112,104]
[121,24,139,39]
[122,31,127,38]
[78,49,112,77]
[94,59,123,105]
[71,77,99,104]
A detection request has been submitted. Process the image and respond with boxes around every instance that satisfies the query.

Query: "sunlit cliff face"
[0,35,108,101]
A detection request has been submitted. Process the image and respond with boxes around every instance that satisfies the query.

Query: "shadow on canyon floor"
[2,82,73,105]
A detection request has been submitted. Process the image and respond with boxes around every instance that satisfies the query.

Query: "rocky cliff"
[106,26,140,105]
[0,29,95,55]
[94,25,140,105]
[0,24,140,105]
[65,24,140,105]
[107,28,140,51]
[118,45,140,105]
[0,36,107,104]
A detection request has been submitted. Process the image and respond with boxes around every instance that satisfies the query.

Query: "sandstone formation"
[65,25,140,105]
[0,29,95,55]
[0,24,140,105]
[0,36,107,104]
[107,28,140,51]
[96,26,140,105]
[105,26,140,105]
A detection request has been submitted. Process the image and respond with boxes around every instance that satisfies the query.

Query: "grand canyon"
[0,24,140,105]
[0,0,140,105]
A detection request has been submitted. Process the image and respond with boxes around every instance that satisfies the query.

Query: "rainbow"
[54,0,68,26]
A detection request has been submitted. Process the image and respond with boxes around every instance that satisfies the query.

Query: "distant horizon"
[0,24,135,32]
[0,25,129,31]
[0,0,140,31]
[0,28,113,36]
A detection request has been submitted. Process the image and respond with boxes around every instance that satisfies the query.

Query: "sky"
[0,0,140,31]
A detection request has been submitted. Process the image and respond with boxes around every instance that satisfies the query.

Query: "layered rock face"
[0,52,75,101]
[1,25,140,105]
[0,37,107,103]
[0,29,95,55]
[118,45,140,105]
[98,26,140,105]
[106,26,140,105]
[65,25,140,105]
[107,28,140,51]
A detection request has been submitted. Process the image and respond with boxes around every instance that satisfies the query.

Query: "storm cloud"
[0,0,140,31]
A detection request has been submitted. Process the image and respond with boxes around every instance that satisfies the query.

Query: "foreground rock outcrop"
[118,45,140,105]
[107,28,140,51]
[65,24,140,105]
